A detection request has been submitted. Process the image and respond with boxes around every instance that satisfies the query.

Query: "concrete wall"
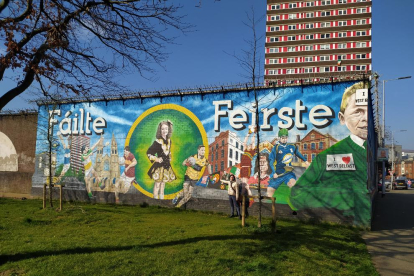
[0,113,37,197]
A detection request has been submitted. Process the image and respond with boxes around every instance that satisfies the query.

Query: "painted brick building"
[297,129,338,162]
[265,0,372,84]
[209,130,244,173]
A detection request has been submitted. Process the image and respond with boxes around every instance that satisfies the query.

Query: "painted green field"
[0,198,377,276]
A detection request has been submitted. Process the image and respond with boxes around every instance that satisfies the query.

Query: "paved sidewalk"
[363,190,414,276]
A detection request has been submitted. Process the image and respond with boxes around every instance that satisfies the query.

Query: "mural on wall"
[0,131,18,171]
[33,81,370,225]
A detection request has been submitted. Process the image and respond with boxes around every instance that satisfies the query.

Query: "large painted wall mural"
[33,81,371,226]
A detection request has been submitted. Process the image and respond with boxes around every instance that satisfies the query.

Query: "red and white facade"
[265,0,372,84]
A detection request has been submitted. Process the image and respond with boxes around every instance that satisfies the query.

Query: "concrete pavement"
[363,189,414,276]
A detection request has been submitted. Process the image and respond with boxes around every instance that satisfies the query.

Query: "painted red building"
[298,129,338,162]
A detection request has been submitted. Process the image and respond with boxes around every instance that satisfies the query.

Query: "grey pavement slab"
[363,189,414,276]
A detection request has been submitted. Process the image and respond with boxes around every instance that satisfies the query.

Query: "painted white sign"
[355,89,368,106]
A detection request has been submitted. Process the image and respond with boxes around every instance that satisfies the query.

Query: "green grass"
[0,198,377,276]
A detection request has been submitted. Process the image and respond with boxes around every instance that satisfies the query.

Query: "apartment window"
[304,56,313,62]
[338,9,347,15]
[337,66,346,71]
[337,54,346,60]
[269,59,278,64]
[236,151,239,161]
[338,32,347,38]
[221,149,224,158]
[319,142,324,150]
[289,3,297,8]
[320,33,331,39]
[321,11,331,17]
[241,145,243,151]
[271,4,280,10]
[267,69,277,75]
[320,22,331,28]
[356,54,367,59]
[338,0,347,3]
[356,65,367,71]
[306,12,314,18]
[220,161,224,171]
[338,21,347,26]
[305,23,314,29]
[287,46,296,52]
[211,154,214,162]
[268,47,279,53]
[304,45,314,51]
[287,58,295,63]
[304,67,313,73]
[357,8,367,14]
[215,164,218,172]
[320,55,330,61]
[270,15,280,21]
[305,34,314,40]
[320,66,331,72]
[229,148,233,158]
[305,1,314,7]
[287,36,296,41]
[356,0,367,2]
[337,43,347,49]
[356,31,367,36]
[311,143,316,150]
[215,151,218,160]
[304,154,308,161]
[356,42,367,47]
[216,144,218,149]
[312,154,316,161]
[269,37,279,42]
[229,161,232,167]
[320,44,330,50]
[286,69,295,74]
[356,19,367,25]
[288,25,296,30]
[303,144,308,150]
[321,0,331,5]
[222,140,224,146]
[270,26,280,32]
[288,14,297,19]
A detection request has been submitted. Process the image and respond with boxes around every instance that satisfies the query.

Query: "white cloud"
[82,103,133,126]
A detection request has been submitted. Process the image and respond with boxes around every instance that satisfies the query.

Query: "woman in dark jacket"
[147,120,176,199]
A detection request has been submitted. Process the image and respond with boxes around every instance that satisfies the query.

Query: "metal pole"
[381,80,386,194]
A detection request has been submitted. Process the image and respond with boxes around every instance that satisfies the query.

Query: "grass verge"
[0,198,377,276]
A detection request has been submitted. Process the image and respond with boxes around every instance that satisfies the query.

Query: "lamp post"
[390,129,407,188]
[381,76,411,195]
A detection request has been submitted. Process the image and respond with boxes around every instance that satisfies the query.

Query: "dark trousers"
[229,195,240,216]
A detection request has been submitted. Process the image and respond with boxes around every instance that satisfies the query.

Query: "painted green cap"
[278,128,288,137]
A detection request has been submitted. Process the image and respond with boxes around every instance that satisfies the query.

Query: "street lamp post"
[381,76,411,195]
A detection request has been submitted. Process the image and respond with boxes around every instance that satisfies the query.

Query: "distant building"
[395,158,414,179]
[70,135,90,173]
[264,0,372,84]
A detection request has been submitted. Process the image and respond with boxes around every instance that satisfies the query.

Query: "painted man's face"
[338,93,368,140]
[279,136,288,144]
[198,147,205,158]
[259,156,268,174]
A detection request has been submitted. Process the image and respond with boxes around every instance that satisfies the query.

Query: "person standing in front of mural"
[56,132,71,185]
[172,145,211,207]
[268,128,309,197]
[289,82,370,226]
[226,174,240,218]
[147,120,176,199]
[81,136,104,198]
[114,146,137,203]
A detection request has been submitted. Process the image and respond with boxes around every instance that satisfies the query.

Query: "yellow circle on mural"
[126,104,208,199]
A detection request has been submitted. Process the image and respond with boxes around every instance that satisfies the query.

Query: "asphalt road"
[363,189,414,276]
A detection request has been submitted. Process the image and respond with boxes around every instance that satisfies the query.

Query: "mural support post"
[271,197,276,232]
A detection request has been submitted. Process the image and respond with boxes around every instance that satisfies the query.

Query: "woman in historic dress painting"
[147,120,176,199]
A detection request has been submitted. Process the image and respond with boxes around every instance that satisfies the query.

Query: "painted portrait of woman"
[146,120,176,199]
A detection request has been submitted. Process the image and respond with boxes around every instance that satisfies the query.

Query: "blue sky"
[1,0,413,149]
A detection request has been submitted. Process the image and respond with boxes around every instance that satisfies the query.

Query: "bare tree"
[228,7,266,227]
[0,0,190,110]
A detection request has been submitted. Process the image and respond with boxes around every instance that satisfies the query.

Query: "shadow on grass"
[0,222,366,269]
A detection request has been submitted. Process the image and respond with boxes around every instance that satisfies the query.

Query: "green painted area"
[128,109,203,196]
